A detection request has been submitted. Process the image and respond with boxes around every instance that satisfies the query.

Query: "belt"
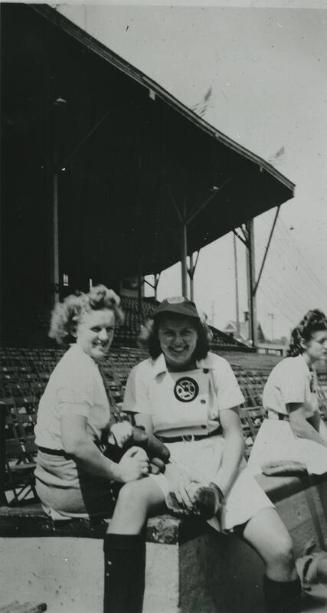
[267,411,289,422]
[37,445,73,460]
[158,428,221,444]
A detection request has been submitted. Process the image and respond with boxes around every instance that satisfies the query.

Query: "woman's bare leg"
[242,507,296,580]
[241,508,300,612]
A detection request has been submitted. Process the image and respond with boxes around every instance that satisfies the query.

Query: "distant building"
[223,312,266,345]
[223,312,288,355]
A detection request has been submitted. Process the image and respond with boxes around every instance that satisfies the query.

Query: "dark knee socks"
[263,575,301,613]
[103,533,145,613]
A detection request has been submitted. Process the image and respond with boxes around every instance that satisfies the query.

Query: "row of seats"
[1,345,327,507]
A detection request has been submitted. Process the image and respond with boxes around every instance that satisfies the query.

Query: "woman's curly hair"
[287,309,327,357]
[49,285,124,345]
[139,312,212,361]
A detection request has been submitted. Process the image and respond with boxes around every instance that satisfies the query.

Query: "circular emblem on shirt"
[174,377,199,402]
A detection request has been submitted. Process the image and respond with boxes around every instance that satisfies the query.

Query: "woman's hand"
[111,421,133,447]
[165,463,195,514]
[117,446,150,483]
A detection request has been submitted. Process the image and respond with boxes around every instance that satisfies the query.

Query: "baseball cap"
[153,297,201,320]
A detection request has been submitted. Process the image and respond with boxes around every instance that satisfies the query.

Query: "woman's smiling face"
[158,315,198,370]
[76,308,115,362]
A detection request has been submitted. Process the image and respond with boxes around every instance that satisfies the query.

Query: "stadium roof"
[2,3,295,285]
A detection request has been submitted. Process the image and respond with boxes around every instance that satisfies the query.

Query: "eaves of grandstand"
[32,4,294,193]
[2,3,295,295]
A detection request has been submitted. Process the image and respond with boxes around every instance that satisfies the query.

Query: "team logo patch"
[174,377,199,402]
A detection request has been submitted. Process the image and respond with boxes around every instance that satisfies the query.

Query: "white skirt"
[151,435,273,532]
[248,419,327,476]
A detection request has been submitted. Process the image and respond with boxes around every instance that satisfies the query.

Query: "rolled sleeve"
[123,364,153,415]
[263,358,307,414]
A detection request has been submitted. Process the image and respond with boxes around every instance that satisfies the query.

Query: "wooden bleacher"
[1,343,326,505]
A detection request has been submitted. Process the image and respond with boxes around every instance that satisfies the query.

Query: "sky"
[56,1,327,340]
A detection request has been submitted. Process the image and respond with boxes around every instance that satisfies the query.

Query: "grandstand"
[1,3,294,348]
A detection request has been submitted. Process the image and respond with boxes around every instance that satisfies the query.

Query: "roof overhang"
[2,3,295,282]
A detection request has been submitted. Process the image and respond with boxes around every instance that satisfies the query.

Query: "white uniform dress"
[123,352,273,532]
[34,344,119,518]
[248,354,327,476]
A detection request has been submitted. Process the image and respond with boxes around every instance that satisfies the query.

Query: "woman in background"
[249,309,327,476]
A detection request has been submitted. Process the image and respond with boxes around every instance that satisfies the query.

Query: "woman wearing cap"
[115,297,301,613]
[249,309,327,476]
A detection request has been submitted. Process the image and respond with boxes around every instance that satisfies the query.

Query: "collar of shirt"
[151,352,215,379]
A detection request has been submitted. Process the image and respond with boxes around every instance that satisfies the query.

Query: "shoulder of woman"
[54,345,95,385]
[205,352,235,372]
[127,357,154,378]
[272,356,303,376]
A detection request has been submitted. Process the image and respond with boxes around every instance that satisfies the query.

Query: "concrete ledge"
[0,504,206,545]
[1,472,326,542]
[1,474,327,613]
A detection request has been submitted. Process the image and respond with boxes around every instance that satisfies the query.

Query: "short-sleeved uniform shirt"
[123,352,275,532]
[263,354,319,420]
[123,351,244,437]
[34,344,110,488]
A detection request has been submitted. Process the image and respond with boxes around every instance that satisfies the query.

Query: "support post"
[154,273,160,300]
[189,254,194,301]
[246,219,257,348]
[51,172,60,305]
[233,233,240,338]
[187,251,200,302]
[181,220,188,298]
[137,262,144,322]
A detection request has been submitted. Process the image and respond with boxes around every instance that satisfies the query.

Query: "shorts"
[35,450,121,520]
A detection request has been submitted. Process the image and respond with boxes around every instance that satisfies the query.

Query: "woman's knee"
[115,478,162,514]
[116,481,148,509]
[266,533,294,568]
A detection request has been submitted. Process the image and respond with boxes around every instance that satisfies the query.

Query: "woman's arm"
[212,407,245,497]
[61,414,149,482]
[288,403,327,448]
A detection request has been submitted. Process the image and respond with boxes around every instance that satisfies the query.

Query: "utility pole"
[210,301,215,326]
